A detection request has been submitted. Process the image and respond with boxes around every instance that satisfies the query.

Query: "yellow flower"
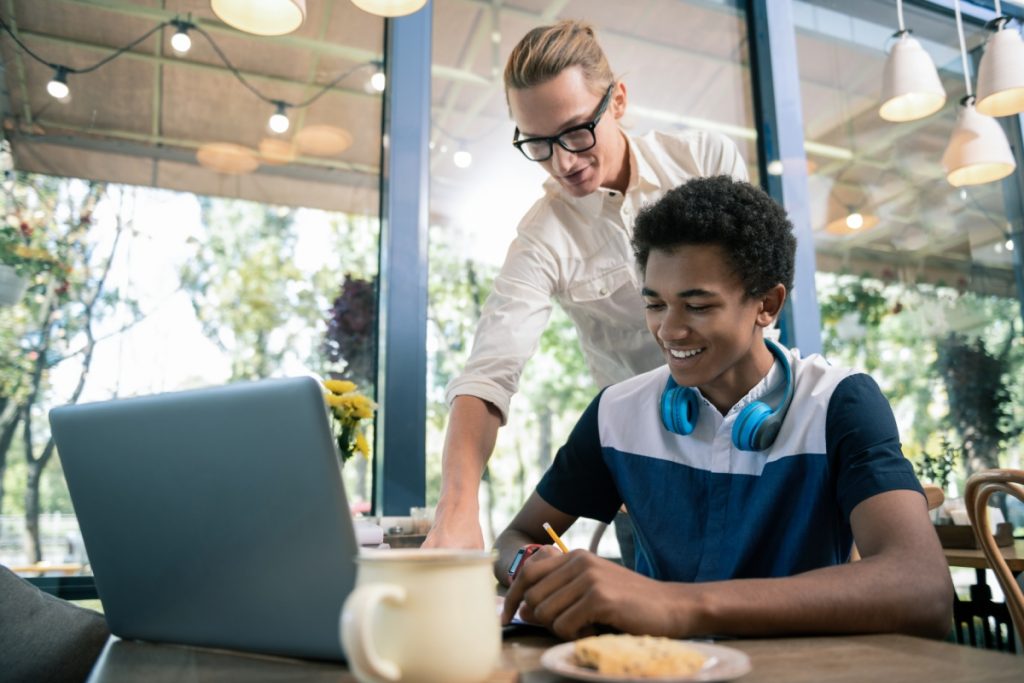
[325,393,348,407]
[13,245,57,262]
[323,379,356,394]
[321,377,376,462]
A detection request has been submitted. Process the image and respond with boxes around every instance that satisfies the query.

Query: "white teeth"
[669,348,703,359]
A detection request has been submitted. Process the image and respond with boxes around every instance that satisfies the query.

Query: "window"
[794,0,1023,518]
[0,2,385,577]
[427,0,757,550]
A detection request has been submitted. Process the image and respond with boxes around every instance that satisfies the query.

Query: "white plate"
[539,640,751,683]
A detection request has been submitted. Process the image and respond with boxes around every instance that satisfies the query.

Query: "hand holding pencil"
[543,521,570,553]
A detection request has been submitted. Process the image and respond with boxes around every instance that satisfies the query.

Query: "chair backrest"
[923,483,945,511]
[964,468,1024,639]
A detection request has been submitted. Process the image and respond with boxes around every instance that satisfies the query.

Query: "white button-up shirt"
[445,129,748,423]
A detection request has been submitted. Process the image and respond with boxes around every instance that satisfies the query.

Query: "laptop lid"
[49,376,358,661]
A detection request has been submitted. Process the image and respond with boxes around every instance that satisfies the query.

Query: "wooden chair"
[964,469,1024,646]
[924,483,945,512]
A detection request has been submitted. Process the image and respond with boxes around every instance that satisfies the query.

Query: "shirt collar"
[726,357,787,418]
[692,355,786,420]
[626,134,661,193]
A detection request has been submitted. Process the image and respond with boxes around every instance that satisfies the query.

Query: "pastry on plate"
[573,634,707,677]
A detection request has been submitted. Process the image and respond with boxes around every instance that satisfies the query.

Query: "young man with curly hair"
[495,176,953,641]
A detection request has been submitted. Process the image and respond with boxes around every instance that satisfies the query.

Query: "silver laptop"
[49,376,358,661]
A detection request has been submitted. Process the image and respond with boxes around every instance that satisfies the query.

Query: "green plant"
[935,332,1019,473]
[912,435,959,492]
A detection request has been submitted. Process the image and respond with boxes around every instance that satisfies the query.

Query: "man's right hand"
[422,504,484,549]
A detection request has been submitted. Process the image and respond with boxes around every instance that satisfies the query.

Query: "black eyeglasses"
[512,84,614,162]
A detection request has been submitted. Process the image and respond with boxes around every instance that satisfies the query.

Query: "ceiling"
[1,0,1021,298]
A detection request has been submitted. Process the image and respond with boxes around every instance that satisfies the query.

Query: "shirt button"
[599,287,609,296]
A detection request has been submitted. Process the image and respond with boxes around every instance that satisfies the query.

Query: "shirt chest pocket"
[568,265,635,303]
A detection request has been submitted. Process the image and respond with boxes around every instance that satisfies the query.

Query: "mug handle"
[340,583,407,683]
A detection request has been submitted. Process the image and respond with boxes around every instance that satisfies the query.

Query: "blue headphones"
[659,339,794,451]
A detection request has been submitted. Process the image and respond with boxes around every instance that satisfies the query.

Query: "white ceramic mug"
[340,549,500,683]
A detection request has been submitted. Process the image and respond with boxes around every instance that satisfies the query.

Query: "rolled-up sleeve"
[699,130,748,182]
[444,229,558,425]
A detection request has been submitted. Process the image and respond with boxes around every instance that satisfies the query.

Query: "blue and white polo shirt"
[536,345,922,582]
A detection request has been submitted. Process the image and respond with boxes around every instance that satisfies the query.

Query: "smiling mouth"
[668,347,704,359]
[562,167,588,184]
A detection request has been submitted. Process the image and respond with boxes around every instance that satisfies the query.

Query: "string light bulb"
[46,66,69,99]
[369,69,386,93]
[268,101,290,134]
[453,148,472,169]
[170,21,193,55]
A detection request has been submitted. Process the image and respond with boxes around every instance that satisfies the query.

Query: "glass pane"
[428,0,756,551]
[794,1,1023,522]
[0,2,384,577]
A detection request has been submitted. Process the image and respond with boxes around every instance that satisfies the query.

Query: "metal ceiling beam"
[815,247,1018,298]
[9,128,379,186]
[30,117,379,175]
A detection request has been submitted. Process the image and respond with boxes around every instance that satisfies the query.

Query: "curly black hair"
[632,175,795,297]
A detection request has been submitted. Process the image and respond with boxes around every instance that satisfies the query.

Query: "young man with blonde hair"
[427,20,747,549]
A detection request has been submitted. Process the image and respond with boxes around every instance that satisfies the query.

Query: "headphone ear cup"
[660,382,699,436]
[732,400,772,451]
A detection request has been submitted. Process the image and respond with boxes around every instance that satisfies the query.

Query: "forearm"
[668,554,952,639]
[437,396,503,510]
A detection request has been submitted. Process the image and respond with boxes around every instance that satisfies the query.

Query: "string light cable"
[0,14,382,120]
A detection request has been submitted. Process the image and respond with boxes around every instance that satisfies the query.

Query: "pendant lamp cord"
[896,0,906,33]
[953,0,973,99]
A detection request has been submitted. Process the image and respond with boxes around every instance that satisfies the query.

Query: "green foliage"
[818,272,1024,474]
[179,202,378,382]
[934,331,1019,472]
[0,175,138,560]
[910,435,960,491]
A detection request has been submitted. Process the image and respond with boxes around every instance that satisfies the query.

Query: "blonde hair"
[503,19,615,96]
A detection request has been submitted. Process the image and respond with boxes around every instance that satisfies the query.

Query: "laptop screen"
[49,376,359,661]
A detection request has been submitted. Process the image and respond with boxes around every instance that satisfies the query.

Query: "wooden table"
[86,631,1023,683]
[943,540,1024,573]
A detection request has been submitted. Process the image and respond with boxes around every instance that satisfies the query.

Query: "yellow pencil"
[543,522,569,553]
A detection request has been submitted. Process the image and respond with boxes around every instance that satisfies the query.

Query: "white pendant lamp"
[211,0,306,36]
[880,1,946,122]
[880,0,946,122]
[975,2,1024,117]
[349,0,427,18]
[942,101,1017,186]
[942,0,1017,187]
